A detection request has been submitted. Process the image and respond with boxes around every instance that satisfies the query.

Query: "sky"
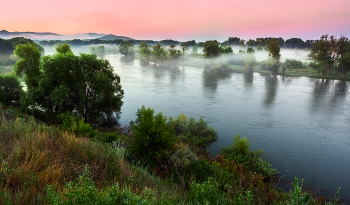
[1,0,350,41]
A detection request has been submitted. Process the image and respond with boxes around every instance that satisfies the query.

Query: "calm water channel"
[106,54,350,198]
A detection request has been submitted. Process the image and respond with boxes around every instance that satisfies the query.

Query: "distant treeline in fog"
[36,37,315,50]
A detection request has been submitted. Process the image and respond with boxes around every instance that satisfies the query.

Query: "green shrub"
[46,166,144,205]
[283,59,305,69]
[57,111,97,138]
[99,132,120,144]
[168,114,218,147]
[130,106,176,160]
[188,177,230,204]
[221,135,276,178]
[308,62,318,69]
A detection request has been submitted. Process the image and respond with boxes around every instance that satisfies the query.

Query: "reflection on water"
[120,56,135,64]
[108,56,350,198]
[202,71,231,92]
[243,72,254,86]
[263,75,278,108]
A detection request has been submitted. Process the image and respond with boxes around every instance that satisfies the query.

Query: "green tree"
[168,44,182,60]
[244,52,257,73]
[191,46,198,56]
[246,39,257,47]
[151,43,168,65]
[335,36,350,77]
[266,38,281,74]
[89,46,96,54]
[0,73,24,106]
[96,45,105,56]
[14,43,124,126]
[246,47,255,53]
[119,40,134,56]
[203,40,220,58]
[130,106,176,160]
[308,35,337,75]
[138,42,151,63]
[14,43,41,89]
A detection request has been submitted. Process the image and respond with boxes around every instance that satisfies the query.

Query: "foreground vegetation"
[0,36,346,204]
[0,106,343,204]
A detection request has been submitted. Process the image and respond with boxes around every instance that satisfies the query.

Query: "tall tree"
[138,42,151,63]
[151,43,168,65]
[265,38,281,74]
[119,40,134,56]
[335,36,350,77]
[308,35,337,75]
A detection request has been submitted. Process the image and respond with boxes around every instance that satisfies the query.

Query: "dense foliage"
[130,106,177,160]
[14,43,124,126]
[0,73,24,106]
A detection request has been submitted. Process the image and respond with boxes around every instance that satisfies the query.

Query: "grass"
[0,109,344,204]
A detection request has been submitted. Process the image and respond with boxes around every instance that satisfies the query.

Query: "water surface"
[107,54,350,198]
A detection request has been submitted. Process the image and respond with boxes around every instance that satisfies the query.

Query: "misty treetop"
[14,43,124,126]
[308,35,350,77]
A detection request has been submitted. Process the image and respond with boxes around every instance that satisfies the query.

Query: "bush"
[99,132,120,144]
[57,111,97,138]
[168,114,218,147]
[130,106,176,160]
[221,135,276,178]
[308,62,318,69]
[188,178,230,204]
[0,73,24,106]
[283,59,305,69]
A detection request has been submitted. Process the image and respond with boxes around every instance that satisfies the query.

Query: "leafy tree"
[168,45,182,60]
[285,38,305,49]
[138,42,151,63]
[14,43,42,89]
[96,45,105,56]
[335,36,350,77]
[55,43,72,54]
[119,40,134,56]
[151,43,168,64]
[246,47,255,54]
[246,39,257,47]
[0,73,24,106]
[191,46,198,56]
[219,46,233,54]
[180,40,196,47]
[130,106,176,160]
[308,35,337,75]
[266,38,281,74]
[14,43,124,126]
[89,46,96,54]
[222,37,240,45]
[244,52,257,73]
[203,40,220,58]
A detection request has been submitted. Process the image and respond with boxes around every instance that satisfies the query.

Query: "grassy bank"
[0,107,343,204]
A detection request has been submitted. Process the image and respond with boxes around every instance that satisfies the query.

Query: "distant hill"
[0,30,61,38]
[97,34,133,41]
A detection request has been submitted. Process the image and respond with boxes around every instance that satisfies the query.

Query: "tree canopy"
[119,40,134,56]
[14,43,124,126]
[203,40,220,58]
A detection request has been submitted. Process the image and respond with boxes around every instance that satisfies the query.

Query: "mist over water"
[39,46,350,198]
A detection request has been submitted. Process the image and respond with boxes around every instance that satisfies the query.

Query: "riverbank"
[181,57,350,81]
[0,107,344,204]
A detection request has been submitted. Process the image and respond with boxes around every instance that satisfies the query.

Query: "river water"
[106,54,350,198]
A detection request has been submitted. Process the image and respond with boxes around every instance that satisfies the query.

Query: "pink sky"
[1,0,350,41]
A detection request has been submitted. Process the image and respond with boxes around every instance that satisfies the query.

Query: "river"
[105,54,350,198]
